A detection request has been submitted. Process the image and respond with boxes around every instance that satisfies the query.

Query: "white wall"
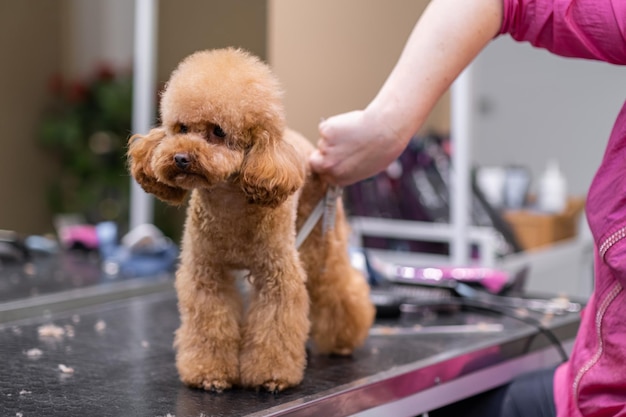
[472,36,625,197]
[62,0,135,77]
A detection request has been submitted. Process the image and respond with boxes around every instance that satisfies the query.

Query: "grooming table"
[0,254,580,417]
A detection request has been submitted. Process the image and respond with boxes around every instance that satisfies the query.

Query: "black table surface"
[0,254,580,417]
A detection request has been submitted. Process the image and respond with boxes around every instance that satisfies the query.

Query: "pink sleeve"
[500,0,626,65]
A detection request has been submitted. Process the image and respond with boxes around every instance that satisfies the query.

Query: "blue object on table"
[98,222,179,277]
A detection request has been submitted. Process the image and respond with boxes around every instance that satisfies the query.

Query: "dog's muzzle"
[174,153,191,170]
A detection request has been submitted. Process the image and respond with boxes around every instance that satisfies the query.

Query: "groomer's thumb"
[309,150,324,172]
[318,118,333,139]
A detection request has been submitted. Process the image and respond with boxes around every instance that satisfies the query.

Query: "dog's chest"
[188,192,296,268]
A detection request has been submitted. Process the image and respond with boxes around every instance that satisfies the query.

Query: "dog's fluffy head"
[130,48,305,207]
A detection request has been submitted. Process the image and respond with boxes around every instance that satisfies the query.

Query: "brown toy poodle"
[127,48,375,393]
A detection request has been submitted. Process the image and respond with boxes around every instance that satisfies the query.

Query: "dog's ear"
[239,129,306,207]
[127,128,188,206]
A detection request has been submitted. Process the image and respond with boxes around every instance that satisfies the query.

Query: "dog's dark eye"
[178,124,189,134]
[213,125,226,138]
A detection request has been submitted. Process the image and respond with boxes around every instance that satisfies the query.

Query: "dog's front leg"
[239,253,310,393]
[174,264,242,392]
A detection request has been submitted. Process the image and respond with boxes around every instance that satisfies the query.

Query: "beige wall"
[0,1,63,234]
[267,0,449,142]
[157,0,267,84]
[153,0,268,239]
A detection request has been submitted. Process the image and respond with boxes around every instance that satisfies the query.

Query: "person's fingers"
[315,134,329,155]
[309,149,324,171]
[309,150,341,185]
[317,119,332,138]
[318,118,329,134]
[319,111,356,140]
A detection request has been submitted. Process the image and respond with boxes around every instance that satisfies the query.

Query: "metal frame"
[129,0,158,229]
[350,217,500,267]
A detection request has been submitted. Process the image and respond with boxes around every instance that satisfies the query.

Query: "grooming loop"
[295,186,343,248]
[322,186,343,234]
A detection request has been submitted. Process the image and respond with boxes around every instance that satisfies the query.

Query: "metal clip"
[322,186,343,234]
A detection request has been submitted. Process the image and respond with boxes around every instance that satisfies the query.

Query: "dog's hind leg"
[239,252,310,393]
[304,218,375,356]
[174,264,243,392]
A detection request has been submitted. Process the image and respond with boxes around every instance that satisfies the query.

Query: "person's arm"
[310,0,504,186]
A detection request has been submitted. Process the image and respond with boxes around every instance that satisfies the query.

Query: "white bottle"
[537,159,567,213]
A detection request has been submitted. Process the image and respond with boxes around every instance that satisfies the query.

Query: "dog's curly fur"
[127,48,375,393]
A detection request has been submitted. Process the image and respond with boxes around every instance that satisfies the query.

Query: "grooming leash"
[295,185,342,248]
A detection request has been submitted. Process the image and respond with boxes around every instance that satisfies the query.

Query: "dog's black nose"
[174,153,191,170]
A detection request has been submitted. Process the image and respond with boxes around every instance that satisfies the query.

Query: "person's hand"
[309,109,409,186]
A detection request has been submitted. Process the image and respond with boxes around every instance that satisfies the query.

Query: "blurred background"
[0,0,622,250]
[0,0,448,241]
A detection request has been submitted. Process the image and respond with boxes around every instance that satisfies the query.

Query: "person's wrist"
[364,99,412,155]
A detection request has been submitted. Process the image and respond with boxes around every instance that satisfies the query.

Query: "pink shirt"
[500,1,626,416]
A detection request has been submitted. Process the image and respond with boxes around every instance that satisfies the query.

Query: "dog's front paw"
[241,372,302,394]
[260,379,293,394]
[239,351,305,393]
[178,364,240,393]
[201,378,233,393]
[179,372,235,392]
[176,346,240,392]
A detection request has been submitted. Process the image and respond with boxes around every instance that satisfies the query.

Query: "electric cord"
[394,293,570,363]
[369,270,571,363]
[454,298,570,363]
